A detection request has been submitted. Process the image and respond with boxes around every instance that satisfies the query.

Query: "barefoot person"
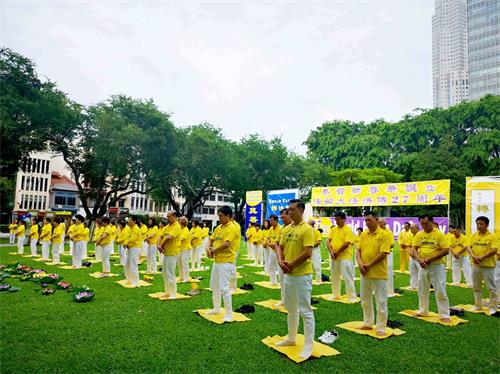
[122,216,142,286]
[408,223,421,290]
[274,208,292,307]
[206,206,238,322]
[378,218,395,296]
[144,217,159,274]
[157,212,182,299]
[16,221,26,254]
[51,217,64,265]
[356,211,390,336]
[411,214,451,323]
[69,215,86,269]
[448,225,471,286]
[178,216,192,282]
[29,218,39,257]
[96,217,113,276]
[398,222,411,272]
[266,214,282,286]
[275,199,316,360]
[39,218,52,261]
[9,219,18,245]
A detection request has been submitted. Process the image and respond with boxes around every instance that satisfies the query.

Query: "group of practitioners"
[8,202,499,360]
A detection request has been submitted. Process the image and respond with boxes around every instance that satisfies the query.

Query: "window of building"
[35,159,40,173]
[55,196,65,205]
[35,177,39,191]
[131,197,135,210]
[41,160,45,174]
[217,195,224,201]
[202,207,209,214]
[119,199,125,208]
[209,208,215,215]
[21,176,25,190]
[209,194,215,201]
[44,178,48,192]
[46,161,50,173]
[67,197,76,206]
[43,196,47,210]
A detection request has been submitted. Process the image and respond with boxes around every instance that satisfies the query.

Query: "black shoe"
[235,304,255,314]
[449,307,464,317]
[240,283,254,290]
[394,288,404,294]
[387,320,403,329]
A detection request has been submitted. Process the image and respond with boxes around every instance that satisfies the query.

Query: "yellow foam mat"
[262,334,340,363]
[32,258,49,262]
[9,252,21,255]
[58,265,84,270]
[446,283,472,289]
[204,288,249,295]
[115,279,152,288]
[139,271,161,274]
[190,267,208,272]
[113,264,124,267]
[195,308,251,324]
[454,304,498,315]
[336,321,405,339]
[312,280,331,285]
[44,261,66,266]
[394,270,410,275]
[255,299,317,314]
[89,272,119,278]
[87,260,101,263]
[177,277,201,283]
[244,263,264,268]
[399,310,468,326]
[255,281,281,290]
[148,292,191,300]
[253,271,268,276]
[388,293,403,298]
[400,286,434,293]
[313,294,360,304]
[21,254,39,258]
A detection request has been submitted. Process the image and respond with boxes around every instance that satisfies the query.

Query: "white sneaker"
[206,309,221,315]
[275,338,296,347]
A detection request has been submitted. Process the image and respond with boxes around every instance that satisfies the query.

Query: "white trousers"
[110,240,115,254]
[311,247,322,282]
[190,245,202,269]
[360,277,388,332]
[147,244,158,272]
[101,243,112,273]
[268,250,279,284]
[9,233,16,244]
[264,247,271,274]
[387,252,394,294]
[283,274,315,347]
[409,257,421,289]
[41,240,51,259]
[82,241,88,259]
[178,250,190,281]
[125,247,140,285]
[69,240,74,256]
[418,263,450,318]
[17,237,25,254]
[30,239,38,256]
[331,259,356,299]
[495,261,500,303]
[452,256,472,285]
[472,266,497,309]
[247,242,254,259]
[119,245,127,265]
[254,245,264,266]
[210,262,235,316]
[141,241,148,257]
[52,243,62,264]
[446,253,452,268]
[95,244,102,262]
[162,255,178,296]
[73,241,84,268]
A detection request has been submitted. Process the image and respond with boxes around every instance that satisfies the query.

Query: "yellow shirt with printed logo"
[279,221,315,276]
[328,225,356,260]
[210,222,237,263]
[468,231,495,267]
[449,233,468,257]
[412,228,449,265]
[358,227,391,279]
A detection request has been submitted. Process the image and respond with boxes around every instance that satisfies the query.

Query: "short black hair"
[334,211,346,219]
[280,208,289,214]
[270,214,278,221]
[318,228,323,233]
[148,217,157,227]
[119,221,127,227]
[363,210,377,218]
[418,214,434,222]
[476,216,489,226]
[45,217,52,223]
[289,199,305,210]
[130,215,140,223]
[218,205,233,217]
[54,217,61,224]
[102,217,110,224]
[449,224,457,230]
[75,214,84,222]
[357,227,363,232]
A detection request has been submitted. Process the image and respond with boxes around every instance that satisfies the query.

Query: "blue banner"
[266,189,299,224]
[244,190,263,237]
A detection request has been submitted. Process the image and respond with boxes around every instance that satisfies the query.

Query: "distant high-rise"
[432,0,469,108]
[467,0,500,100]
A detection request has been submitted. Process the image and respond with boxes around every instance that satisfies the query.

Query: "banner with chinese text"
[465,176,500,236]
[245,190,263,236]
[265,189,298,224]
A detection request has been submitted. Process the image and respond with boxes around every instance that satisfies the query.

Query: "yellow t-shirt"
[146,226,159,245]
[124,224,142,248]
[210,222,238,263]
[493,232,500,256]
[279,221,315,276]
[30,224,39,240]
[52,224,64,244]
[83,227,90,242]
[314,228,322,247]
[384,227,396,248]
[202,227,209,239]
[71,223,86,242]
[161,221,182,256]
[267,225,282,250]
[190,226,203,247]
[67,224,75,239]
[252,230,263,245]
[180,226,192,252]
[140,223,148,240]
[93,227,102,242]
[40,224,52,241]
[109,225,117,241]
[328,225,356,260]
[116,226,130,245]
[358,227,391,279]
[398,230,412,247]
[449,233,468,257]
[99,225,113,245]
[16,224,26,238]
[468,231,495,267]
[412,228,449,265]
[9,223,17,234]
[232,221,242,250]
[246,226,256,242]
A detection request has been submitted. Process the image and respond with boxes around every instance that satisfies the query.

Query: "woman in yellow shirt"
[140,219,148,258]
[96,217,114,275]
[262,220,271,275]
[123,216,142,286]
[39,218,53,260]
[83,222,90,259]
[190,220,203,270]
[252,224,264,266]
[67,218,76,256]
[16,221,26,254]
[144,217,159,273]
[178,217,192,282]
[29,218,40,257]
[69,214,86,269]
[51,217,64,265]
[9,219,18,244]
[115,221,129,266]
[93,220,103,262]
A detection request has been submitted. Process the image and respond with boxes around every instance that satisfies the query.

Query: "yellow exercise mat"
[89,271,119,278]
[177,277,201,283]
[139,271,161,274]
[148,292,191,300]
[113,264,124,267]
[244,263,264,268]
[253,271,268,276]
[400,286,434,293]
[235,272,243,279]
[195,308,251,324]
[454,304,498,315]
[394,270,410,275]
[262,334,340,363]
[335,321,405,339]
[255,281,281,290]
[32,257,49,262]
[314,294,360,304]
[204,287,249,295]
[446,283,472,289]
[312,280,331,285]
[87,259,101,264]
[8,252,21,255]
[115,279,152,288]
[399,310,468,326]
[58,265,85,270]
[190,267,208,272]
[388,293,403,298]
[255,299,317,314]
[44,261,66,266]
[21,254,39,258]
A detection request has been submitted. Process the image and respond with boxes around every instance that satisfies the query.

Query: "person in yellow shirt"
[448,225,471,286]
[274,199,316,359]
[308,220,323,284]
[39,218,53,260]
[378,218,396,296]
[245,224,256,260]
[356,211,391,336]
[15,220,26,254]
[157,212,182,299]
[411,214,450,322]
[122,216,142,286]
[229,215,242,291]
[202,224,210,253]
[140,219,148,257]
[493,232,500,305]
[408,223,421,290]
[66,218,76,256]
[9,219,18,244]
[29,218,40,257]
[466,216,497,314]
[327,212,357,302]
[252,224,264,266]
[93,220,103,262]
[115,221,129,266]
[398,222,412,272]
[274,208,293,307]
[51,217,64,265]
[83,222,90,259]
[266,215,282,285]
[144,217,159,273]
[206,206,238,322]
[109,220,117,255]
[96,217,113,276]
[69,214,86,269]
[190,220,203,270]
[262,220,271,275]
[60,220,66,253]
[178,217,192,282]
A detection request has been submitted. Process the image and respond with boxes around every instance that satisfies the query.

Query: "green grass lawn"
[0,242,498,373]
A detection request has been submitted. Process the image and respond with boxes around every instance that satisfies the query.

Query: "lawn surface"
[0,242,499,373]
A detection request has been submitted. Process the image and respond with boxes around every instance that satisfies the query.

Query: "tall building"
[467,0,500,100]
[432,0,469,108]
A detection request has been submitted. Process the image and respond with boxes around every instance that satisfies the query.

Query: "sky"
[2,0,434,154]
